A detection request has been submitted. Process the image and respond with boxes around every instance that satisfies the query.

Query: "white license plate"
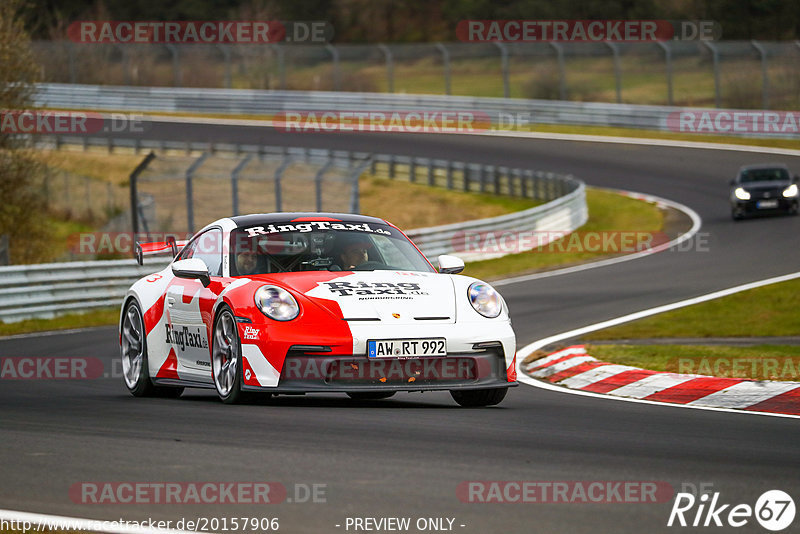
[367,338,447,358]
[757,200,779,209]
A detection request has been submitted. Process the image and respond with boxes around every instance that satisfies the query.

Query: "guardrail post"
[84,177,91,218]
[129,151,156,235]
[427,159,435,186]
[549,42,567,100]
[493,166,500,195]
[409,158,416,183]
[656,41,673,106]
[479,165,486,193]
[67,42,77,84]
[326,44,341,91]
[522,170,530,198]
[231,154,253,216]
[165,44,182,87]
[446,161,454,190]
[604,41,622,103]
[271,45,286,89]
[0,234,8,266]
[185,152,209,232]
[378,44,394,93]
[349,159,372,214]
[315,157,334,212]
[389,154,395,179]
[217,44,232,88]
[751,40,769,109]
[435,43,451,95]
[116,45,132,86]
[274,156,291,212]
[493,42,510,98]
[702,41,721,108]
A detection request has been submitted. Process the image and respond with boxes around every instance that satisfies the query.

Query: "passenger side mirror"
[172,258,211,287]
[438,254,465,275]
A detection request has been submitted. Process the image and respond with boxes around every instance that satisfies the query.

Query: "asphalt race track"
[2,125,800,533]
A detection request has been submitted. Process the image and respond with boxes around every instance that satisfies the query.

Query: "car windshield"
[230,221,435,275]
[740,168,789,183]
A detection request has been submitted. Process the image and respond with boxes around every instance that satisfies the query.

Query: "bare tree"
[0,0,49,264]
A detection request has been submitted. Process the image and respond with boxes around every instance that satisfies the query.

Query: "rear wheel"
[121,301,183,398]
[212,307,247,404]
[450,387,508,407]
[346,391,396,400]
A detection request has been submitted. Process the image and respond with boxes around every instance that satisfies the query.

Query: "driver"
[235,250,259,275]
[338,233,372,269]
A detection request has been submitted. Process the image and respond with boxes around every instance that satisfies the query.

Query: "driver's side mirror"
[438,254,465,275]
[172,258,211,287]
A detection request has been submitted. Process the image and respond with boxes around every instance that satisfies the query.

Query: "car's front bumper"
[732,197,798,214]
[242,345,516,393]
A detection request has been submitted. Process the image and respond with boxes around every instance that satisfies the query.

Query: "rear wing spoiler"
[134,236,188,265]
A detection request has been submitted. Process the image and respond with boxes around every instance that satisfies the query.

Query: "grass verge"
[586,344,800,382]
[0,308,119,337]
[465,188,663,281]
[566,278,800,381]
[583,278,800,340]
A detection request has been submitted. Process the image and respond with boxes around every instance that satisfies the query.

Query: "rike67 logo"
[668,489,795,531]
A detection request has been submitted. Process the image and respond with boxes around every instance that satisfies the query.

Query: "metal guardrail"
[33,83,799,138]
[3,136,585,322]
[0,259,166,322]
[0,184,584,323]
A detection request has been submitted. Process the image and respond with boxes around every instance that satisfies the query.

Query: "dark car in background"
[730,163,799,220]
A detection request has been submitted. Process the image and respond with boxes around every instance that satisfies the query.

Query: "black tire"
[121,300,183,398]
[346,391,397,400]
[211,306,248,404]
[731,208,743,221]
[450,387,508,407]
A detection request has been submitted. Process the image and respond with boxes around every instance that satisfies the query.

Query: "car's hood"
[738,180,792,190]
[296,271,457,324]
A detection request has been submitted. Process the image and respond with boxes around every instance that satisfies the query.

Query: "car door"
[166,227,224,374]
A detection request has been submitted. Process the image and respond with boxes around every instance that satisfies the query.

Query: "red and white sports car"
[120,213,516,406]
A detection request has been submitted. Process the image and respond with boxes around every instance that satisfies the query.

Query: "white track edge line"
[0,509,198,534]
[493,187,702,286]
[516,271,800,419]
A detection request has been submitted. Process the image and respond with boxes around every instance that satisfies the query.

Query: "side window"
[178,228,223,276]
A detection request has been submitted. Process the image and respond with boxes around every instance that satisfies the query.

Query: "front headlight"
[255,285,299,321]
[468,282,502,318]
[734,187,751,200]
[783,184,798,198]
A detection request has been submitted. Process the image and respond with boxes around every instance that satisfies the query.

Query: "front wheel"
[450,387,508,407]
[212,307,247,404]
